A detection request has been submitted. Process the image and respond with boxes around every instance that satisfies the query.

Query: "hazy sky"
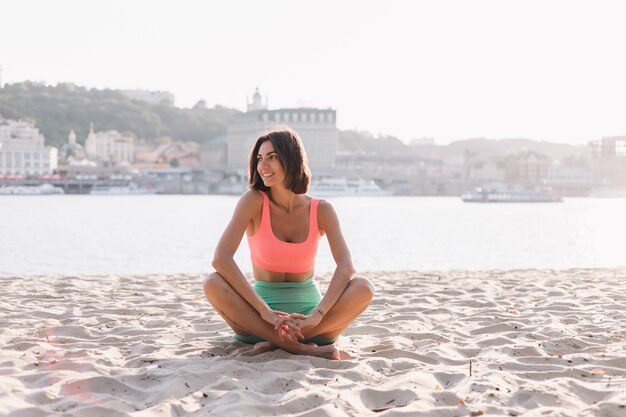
[1,0,625,145]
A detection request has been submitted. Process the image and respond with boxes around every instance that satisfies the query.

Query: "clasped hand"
[264,310,323,342]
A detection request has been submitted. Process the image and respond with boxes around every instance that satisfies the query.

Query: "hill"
[338,131,586,160]
[1,82,588,161]
[338,130,408,155]
[443,138,586,158]
[0,82,239,147]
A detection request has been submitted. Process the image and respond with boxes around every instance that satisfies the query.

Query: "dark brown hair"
[248,127,311,194]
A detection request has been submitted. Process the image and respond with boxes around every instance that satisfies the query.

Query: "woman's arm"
[212,190,275,321]
[311,200,356,319]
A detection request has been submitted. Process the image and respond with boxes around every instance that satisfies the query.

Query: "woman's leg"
[202,272,341,359]
[301,276,375,341]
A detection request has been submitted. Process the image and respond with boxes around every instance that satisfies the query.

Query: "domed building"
[227,88,337,171]
[58,129,93,166]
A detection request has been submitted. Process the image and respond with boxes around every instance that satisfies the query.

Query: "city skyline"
[1,0,625,145]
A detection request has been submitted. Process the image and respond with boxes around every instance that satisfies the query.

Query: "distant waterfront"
[1,195,625,277]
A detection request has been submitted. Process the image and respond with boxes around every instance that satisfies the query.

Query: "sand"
[1,269,625,417]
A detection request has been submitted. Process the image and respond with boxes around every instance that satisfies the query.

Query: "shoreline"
[1,268,625,416]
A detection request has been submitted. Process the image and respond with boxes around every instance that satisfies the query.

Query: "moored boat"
[461,185,562,203]
[0,184,65,195]
[90,183,157,195]
[310,177,391,197]
[589,188,626,198]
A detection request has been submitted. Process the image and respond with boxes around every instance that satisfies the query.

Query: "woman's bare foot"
[335,349,353,360]
[249,341,279,356]
[246,337,352,360]
[302,343,353,360]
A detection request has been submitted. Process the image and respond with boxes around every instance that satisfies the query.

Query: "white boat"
[589,188,626,198]
[310,177,391,197]
[0,184,65,195]
[461,185,562,203]
[90,183,157,195]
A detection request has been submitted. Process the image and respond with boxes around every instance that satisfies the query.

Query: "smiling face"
[248,128,311,193]
[256,140,286,188]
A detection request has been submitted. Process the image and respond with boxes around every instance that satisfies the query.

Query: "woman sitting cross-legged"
[203,127,374,360]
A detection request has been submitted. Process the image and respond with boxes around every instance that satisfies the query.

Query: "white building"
[588,136,626,187]
[85,124,134,164]
[0,120,57,176]
[546,163,592,195]
[466,158,506,182]
[227,89,338,172]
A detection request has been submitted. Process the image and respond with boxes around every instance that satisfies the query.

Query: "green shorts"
[234,277,336,346]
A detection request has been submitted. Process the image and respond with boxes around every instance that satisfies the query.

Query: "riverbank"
[1,269,625,416]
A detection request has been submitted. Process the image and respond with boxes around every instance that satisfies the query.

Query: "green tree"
[0,82,240,148]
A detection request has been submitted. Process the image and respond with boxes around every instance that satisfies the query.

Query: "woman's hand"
[260,309,304,341]
[288,309,324,337]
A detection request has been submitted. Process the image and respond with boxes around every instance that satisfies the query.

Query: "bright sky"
[1,0,625,145]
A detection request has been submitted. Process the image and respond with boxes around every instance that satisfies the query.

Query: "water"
[1,195,625,276]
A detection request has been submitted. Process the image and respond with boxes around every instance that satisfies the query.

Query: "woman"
[203,127,374,360]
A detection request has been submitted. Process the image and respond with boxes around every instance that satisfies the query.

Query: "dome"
[59,142,86,164]
[247,87,267,112]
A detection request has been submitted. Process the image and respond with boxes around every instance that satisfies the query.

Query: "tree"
[193,100,207,110]
[0,81,240,147]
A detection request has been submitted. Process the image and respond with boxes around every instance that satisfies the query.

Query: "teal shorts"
[235,277,336,346]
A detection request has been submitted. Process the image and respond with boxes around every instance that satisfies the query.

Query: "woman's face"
[257,140,285,188]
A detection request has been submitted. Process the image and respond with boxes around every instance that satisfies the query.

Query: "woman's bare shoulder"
[316,198,339,228]
[317,198,335,213]
[234,189,264,214]
[241,189,263,203]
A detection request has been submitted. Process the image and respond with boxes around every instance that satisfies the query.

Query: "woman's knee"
[202,272,227,297]
[350,276,375,302]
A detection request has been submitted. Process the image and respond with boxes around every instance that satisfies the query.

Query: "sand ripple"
[1,269,626,416]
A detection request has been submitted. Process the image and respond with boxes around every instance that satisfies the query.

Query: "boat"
[461,185,562,203]
[310,177,392,197]
[589,188,626,198]
[90,183,157,195]
[0,184,65,195]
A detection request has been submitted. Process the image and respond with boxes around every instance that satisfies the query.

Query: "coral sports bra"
[247,190,321,273]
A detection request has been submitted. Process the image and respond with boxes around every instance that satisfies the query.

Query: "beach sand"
[1,269,625,416]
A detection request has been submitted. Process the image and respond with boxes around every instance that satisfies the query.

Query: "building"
[201,135,227,169]
[465,151,551,185]
[153,142,200,167]
[334,152,434,180]
[0,120,57,176]
[465,155,507,182]
[58,130,88,165]
[121,89,175,106]
[589,136,626,158]
[85,124,134,164]
[546,163,592,196]
[227,89,338,172]
[133,143,162,166]
[504,151,550,184]
[588,136,626,187]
